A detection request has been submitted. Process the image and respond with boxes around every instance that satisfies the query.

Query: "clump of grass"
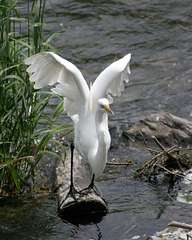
[0,0,67,195]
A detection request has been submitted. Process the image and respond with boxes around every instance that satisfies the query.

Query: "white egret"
[25,52,131,197]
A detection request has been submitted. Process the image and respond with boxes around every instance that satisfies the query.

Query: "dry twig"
[137,145,177,175]
[107,161,132,166]
[168,221,192,230]
[136,134,192,177]
[119,224,136,239]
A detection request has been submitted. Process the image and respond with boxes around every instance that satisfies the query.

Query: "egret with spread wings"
[25,52,131,195]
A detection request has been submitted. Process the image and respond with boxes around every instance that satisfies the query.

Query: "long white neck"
[89,108,111,177]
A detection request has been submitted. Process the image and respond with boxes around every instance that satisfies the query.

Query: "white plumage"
[25,52,131,178]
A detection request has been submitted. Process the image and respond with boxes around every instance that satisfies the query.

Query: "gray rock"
[123,113,192,147]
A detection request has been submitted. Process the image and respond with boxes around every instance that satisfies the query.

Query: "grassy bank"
[0,0,67,195]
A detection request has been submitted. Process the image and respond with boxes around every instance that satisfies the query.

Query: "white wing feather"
[25,52,131,118]
[25,52,89,119]
[91,53,131,107]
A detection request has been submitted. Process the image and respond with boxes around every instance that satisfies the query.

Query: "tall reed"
[0,0,67,195]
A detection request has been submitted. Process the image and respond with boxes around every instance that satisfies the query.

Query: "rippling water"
[1,1,192,240]
[43,0,192,127]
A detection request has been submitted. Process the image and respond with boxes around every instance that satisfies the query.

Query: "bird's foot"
[58,185,80,210]
[79,185,108,205]
[79,184,100,196]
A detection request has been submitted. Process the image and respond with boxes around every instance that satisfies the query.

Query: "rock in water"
[123,113,192,147]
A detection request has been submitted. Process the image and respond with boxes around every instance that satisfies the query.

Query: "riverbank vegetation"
[0,0,66,195]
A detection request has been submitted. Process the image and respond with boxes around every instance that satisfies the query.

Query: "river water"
[44,0,192,127]
[1,0,192,239]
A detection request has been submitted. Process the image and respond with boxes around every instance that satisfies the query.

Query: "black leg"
[88,174,108,205]
[79,173,98,195]
[58,143,78,210]
[88,173,95,190]
[70,142,75,191]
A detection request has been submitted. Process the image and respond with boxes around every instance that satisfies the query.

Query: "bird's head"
[98,98,114,115]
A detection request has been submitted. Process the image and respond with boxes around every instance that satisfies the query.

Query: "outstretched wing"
[25,52,89,119]
[90,53,131,110]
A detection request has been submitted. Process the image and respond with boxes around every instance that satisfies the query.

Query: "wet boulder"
[123,112,192,147]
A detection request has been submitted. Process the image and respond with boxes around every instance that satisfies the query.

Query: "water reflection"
[60,211,107,226]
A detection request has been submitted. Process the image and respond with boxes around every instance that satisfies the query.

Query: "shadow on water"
[60,212,106,226]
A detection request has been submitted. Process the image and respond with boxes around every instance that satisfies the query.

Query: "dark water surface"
[44,0,192,126]
[1,0,192,239]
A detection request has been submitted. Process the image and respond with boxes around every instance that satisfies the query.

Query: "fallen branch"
[187,233,192,239]
[137,145,177,175]
[168,221,192,230]
[107,161,132,166]
[151,135,167,151]
[119,224,136,239]
[151,135,184,171]
[62,218,95,239]
[139,131,155,156]
[55,148,108,220]
[135,132,192,177]
[156,164,183,177]
[56,129,73,140]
